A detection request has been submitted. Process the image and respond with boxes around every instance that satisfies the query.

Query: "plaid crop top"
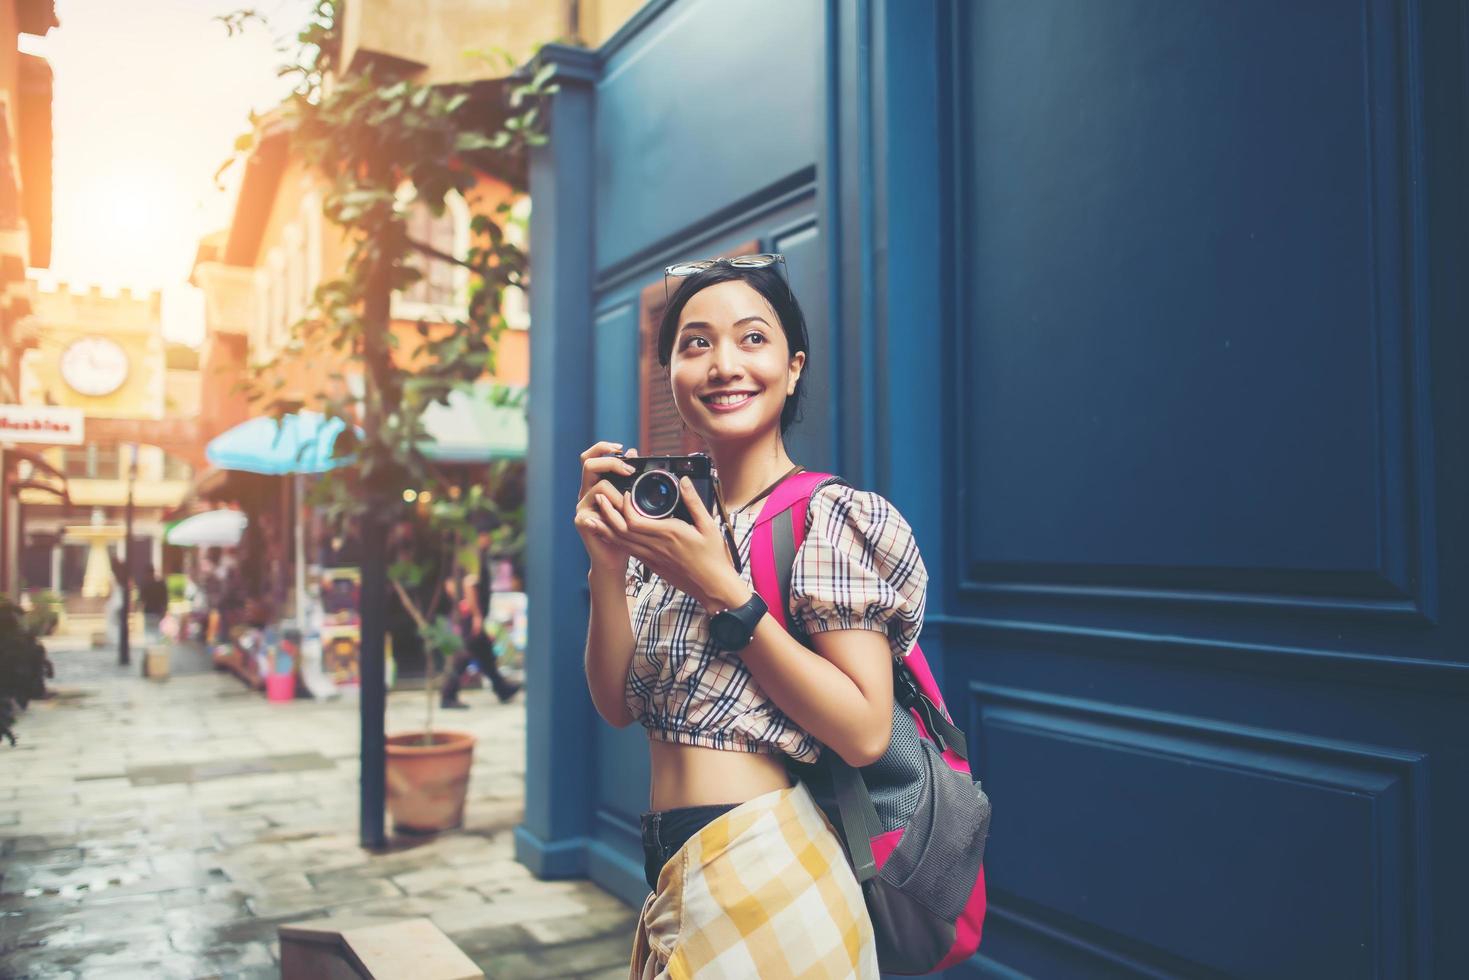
[623,483,927,764]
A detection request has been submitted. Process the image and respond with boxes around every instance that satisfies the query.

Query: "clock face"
[60,336,130,397]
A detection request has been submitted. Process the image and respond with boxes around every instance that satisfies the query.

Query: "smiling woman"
[573,257,932,977]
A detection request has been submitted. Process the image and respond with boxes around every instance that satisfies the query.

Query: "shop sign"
[0,406,85,446]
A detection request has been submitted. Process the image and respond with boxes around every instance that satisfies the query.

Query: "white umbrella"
[165,510,248,548]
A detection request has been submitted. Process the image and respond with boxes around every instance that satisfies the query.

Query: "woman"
[575,256,927,978]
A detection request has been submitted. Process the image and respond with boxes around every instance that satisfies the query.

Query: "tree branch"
[405,236,481,272]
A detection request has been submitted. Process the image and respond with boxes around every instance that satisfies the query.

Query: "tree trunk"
[359,249,392,850]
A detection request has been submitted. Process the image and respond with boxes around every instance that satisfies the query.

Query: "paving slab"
[0,643,636,978]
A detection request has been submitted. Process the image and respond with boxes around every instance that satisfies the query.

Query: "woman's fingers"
[615,492,666,551]
[580,457,635,498]
[595,493,631,535]
[576,479,627,515]
[579,441,624,462]
[619,490,656,534]
[679,477,716,533]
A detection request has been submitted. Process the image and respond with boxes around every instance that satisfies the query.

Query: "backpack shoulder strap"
[751,473,899,883]
[749,472,846,632]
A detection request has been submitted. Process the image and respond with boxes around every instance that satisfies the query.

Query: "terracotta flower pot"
[384,731,477,833]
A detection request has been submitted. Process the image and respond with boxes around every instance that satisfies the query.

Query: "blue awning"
[206,411,353,475]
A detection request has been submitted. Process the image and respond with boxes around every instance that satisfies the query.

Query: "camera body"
[608,452,717,523]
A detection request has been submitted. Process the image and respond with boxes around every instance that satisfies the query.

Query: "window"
[61,445,123,479]
[503,284,529,330]
[303,189,323,310]
[60,446,90,479]
[269,248,289,351]
[393,191,469,320]
[252,268,270,354]
[162,454,192,481]
[94,445,121,479]
[503,197,531,330]
[285,223,306,323]
[404,202,458,308]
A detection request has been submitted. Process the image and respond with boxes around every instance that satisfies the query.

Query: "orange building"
[192,0,654,453]
[0,0,57,594]
[192,120,530,453]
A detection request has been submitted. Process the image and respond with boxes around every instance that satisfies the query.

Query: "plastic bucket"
[265,672,296,702]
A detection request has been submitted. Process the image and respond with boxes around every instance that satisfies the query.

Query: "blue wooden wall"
[519,1,1469,976]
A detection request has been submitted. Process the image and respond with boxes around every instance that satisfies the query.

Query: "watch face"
[710,611,750,651]
[60,336,130,396]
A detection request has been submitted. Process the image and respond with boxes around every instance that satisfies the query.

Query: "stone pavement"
[0,636,637,979]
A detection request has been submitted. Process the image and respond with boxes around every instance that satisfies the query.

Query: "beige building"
[341,0,645,83]
[14,282,198,596]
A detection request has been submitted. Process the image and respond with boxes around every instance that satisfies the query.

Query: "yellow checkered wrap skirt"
[630,782,879,979]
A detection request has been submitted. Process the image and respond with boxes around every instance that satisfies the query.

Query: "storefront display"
[319,566,361,686]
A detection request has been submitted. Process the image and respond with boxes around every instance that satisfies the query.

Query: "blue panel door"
[943,1,1466,977]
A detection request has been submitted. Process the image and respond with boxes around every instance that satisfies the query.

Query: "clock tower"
[11,283,187,606]
[19,283,164,417]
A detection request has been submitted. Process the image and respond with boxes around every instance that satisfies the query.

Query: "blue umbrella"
[205,412,356,640]
[205,411,354,476]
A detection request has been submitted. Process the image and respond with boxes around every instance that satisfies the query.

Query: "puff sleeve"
[789,485,928,660]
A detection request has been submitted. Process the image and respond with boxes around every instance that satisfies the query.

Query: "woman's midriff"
[648,738,793,810]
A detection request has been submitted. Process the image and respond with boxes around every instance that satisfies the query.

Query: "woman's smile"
[700,388,761,412]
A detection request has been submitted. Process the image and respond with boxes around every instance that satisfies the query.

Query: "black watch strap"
[711,591,768,651]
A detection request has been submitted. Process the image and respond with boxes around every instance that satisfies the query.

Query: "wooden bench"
[279,916,484,980]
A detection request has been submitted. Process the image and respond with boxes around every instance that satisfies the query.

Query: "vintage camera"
[608,452,718,522]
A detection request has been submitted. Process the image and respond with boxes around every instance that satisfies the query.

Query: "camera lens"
[632,470,679,518]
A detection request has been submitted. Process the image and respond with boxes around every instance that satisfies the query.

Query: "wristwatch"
[709,591,768,651]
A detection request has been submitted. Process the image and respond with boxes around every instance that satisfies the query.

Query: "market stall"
[203,411,353,699]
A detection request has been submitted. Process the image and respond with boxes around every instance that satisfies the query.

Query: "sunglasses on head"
[663,253,787,302]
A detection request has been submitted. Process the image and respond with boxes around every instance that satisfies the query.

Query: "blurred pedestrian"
[184,562,209,640]
[105,553,126,648]
[440,513,520,707]
[138,564,169,644]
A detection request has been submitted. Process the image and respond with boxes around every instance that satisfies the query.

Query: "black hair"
[657,263,809,435]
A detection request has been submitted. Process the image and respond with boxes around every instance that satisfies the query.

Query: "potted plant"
[20,590,63,637]
[1,595,53,746]
[382,521,483,833]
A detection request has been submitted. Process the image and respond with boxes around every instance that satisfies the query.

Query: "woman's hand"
[574,441,638,574]
[596,476,748,613]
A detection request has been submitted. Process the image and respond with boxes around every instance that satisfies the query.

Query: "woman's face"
[669,280,804,447]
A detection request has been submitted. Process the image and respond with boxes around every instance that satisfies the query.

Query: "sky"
[19,0,315,345]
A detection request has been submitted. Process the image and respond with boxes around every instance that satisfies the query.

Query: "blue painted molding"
[869,0,948,552]
[597,0,681,63]
[826,0,949,509]
[967,683,1431,977]
[587,810,653,908]
[931,613,1469,692]
[513,825,589,879]
[592,167,817,293]
[536,42,599,84]
[518,43,600,875]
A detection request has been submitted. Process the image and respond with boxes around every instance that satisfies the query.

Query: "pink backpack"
[751,472,990,975]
